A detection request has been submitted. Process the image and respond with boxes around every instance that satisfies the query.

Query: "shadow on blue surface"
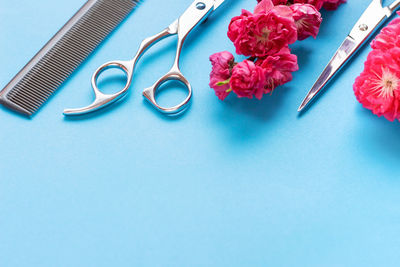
[355,106,400,162]
[222,87,289,122]
[209,83,294,145]
[0,105,31,120]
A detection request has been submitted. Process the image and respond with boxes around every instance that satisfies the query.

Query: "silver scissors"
[298,0,400,113]
[64,0,226,116]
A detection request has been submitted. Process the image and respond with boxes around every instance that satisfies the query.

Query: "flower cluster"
[209,0,345,100]
[354,12,400,122]
[268,0,346,11]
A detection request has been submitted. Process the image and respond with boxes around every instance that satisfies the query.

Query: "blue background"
[1,0,400,266]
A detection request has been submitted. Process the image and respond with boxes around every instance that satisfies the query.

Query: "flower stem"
[217,79,230,86]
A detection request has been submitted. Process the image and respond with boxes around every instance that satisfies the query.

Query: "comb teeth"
[0,0,139,116]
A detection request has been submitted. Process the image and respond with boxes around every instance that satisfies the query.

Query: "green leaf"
[216,79,230,86]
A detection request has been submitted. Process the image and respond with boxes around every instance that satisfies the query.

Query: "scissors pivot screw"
[196,2,206,10]
[359,24,368,31]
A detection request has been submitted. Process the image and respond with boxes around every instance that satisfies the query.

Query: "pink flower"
[209,0,345,102]
[256,47,299,93]
[293,0,325,11]
[259,0,345,11]
[230,60,267,99]
[290,4,322,40]
[371,15,400,52]
[322,0,346,10]
[270,0,289,5]
[254,0,275,14]
[228,1,297,57]
[209,51,236,100]
[354,48,400,122]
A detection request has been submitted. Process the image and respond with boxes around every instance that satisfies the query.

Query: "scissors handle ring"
[91,60,133,97]
[143,67,192,115]
[63,60,133,115]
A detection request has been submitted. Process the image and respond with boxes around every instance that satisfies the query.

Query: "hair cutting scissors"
[298,0,400,113]
[64,0,226,116]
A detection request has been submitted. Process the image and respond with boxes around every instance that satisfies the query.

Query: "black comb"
[0,0,139,116]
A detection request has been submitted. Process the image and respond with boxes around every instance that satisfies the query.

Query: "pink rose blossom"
[270,0,289,5]
[261,0,344,11]
[254,0,275,14]
[290,4,322,40]
[209,51,235,100]
[371,14,400,52]
[228,1,297,57]
[266,0,324,10]
[354,12,400,121]
[322,0,346,10]
[354,48,400,122]
[208,0,345,102]
[294,0,325,11]
[230,60,267,99]
[256,47,299,93]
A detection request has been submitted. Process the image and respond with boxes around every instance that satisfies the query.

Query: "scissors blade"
[298,0,395,113]
[298,36,358,112]
[213,0,226,10]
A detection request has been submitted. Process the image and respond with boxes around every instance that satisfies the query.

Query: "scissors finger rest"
[64,60,134,116]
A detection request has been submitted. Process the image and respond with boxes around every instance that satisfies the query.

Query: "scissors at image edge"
[298,0,400,113]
